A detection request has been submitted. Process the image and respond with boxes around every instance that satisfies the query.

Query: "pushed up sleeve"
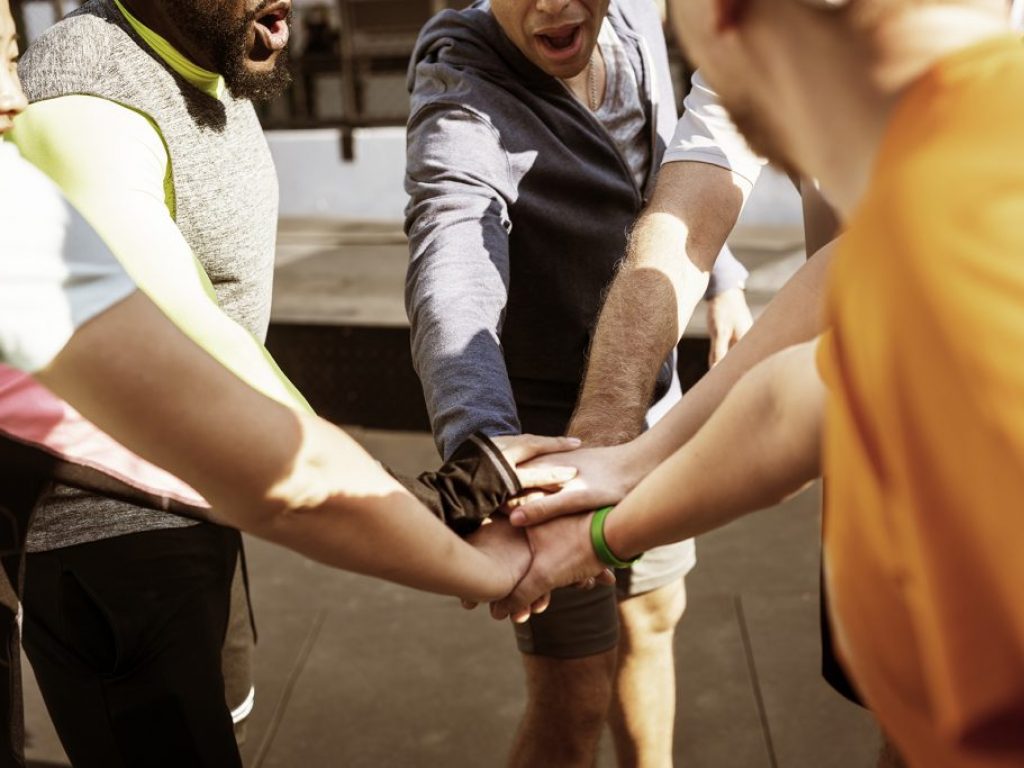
[391,433,522,535]
[663,70,766,189]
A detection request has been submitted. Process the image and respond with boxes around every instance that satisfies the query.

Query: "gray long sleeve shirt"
[405,0,748,458]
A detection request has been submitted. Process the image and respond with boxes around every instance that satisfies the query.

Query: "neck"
[119,0,216,71]
[561,46,604,112]
[767,2,1007,218]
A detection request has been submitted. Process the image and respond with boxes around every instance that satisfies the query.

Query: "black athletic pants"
[0,437,56,767]
[2,524,243,768]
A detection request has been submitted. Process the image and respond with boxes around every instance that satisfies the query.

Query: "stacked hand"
[462,437,644,620]
[466,512,614,619]
[491,512,614,622]
[488,433,584,491]
[465,515,534,602]
[505,443,637,526]
[461,434,628,615]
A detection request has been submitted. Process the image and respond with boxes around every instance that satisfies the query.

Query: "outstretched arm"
[12,96,311,413]
[36,292,530,603]
[627,240,833,475]
[511,239,836,525]
[405,106,522,458]
[569,159,749,445]
[605,340,823,556]
[495,339,825,618]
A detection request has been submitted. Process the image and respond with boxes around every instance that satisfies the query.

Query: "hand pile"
[461,435,636,622]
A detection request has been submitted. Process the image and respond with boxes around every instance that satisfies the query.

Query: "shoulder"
[406,105,511,189]
[19,6,127,100]
[12,95,170,241]
[861,122,1024,308]
[410,12,506,107]
[13,95,166,188]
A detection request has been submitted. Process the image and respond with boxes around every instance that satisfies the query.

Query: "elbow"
[742,342,825,492]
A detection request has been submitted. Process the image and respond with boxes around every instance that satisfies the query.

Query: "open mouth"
[252,1,291,61]
[534,24,583,61]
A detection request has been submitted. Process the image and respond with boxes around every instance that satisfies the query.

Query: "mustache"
[245,0,292,25]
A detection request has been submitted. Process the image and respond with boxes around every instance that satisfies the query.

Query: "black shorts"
[820,566,864,707]
[512,400,694,658]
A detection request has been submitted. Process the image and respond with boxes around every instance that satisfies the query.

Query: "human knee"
[619,579,687,641]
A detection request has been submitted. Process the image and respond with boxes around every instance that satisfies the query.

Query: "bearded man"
[10,2,294,765]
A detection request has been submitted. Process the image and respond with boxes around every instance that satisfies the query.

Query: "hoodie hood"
[408,1,549,95]
[407,0,677,160]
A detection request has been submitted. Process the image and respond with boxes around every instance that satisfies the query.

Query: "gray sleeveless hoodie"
[18,0,279,549]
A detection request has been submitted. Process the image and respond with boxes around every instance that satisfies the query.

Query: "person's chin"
[242,54,282,75]
[533,48,591,80]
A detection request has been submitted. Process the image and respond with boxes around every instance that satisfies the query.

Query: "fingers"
[508,488,590,526]
[502,490,546,514]
[489,591,550,623]
[510,605,532,624]
[573,569,613,589]
[710,331,731,368]
[491,569,548,622]
[516,464,577,490]
[494,434,581,464]
[461,599,479,610]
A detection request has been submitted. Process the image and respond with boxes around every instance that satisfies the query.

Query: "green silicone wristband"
[590,506,641,569]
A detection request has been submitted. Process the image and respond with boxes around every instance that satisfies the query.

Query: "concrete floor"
[22,433,882,767]
[23,220,884,767]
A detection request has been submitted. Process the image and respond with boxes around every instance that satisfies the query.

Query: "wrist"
[590,506,641,568]
[473,548,518,602]
[568,415,643,447]
[626,430,667,483]
[601,505,638,565]
[617,436,657,492]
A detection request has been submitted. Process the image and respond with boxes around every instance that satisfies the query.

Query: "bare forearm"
[39,294,513,600]
[629,239,837,476]
[605,341,824,559]
[571,162,747,443]
[249,425,513,601]
[569,227,699,444]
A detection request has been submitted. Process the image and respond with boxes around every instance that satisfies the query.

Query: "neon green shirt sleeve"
[11,95,311,414]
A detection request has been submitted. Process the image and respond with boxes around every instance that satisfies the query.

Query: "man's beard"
[164,0,292,102]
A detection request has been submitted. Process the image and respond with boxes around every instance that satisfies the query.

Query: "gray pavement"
[23,220,883,767]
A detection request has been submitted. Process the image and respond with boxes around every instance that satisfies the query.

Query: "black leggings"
[5,524,242,768]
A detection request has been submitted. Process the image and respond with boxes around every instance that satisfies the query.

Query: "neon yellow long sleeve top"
[12,0,311,414]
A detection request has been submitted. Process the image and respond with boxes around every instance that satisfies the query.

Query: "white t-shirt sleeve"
[662,70,767,188]
[0,142,136,373]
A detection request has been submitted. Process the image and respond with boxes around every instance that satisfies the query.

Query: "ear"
[714,0,751,32]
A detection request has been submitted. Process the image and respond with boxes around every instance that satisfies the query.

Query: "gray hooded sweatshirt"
[405,0,748,458]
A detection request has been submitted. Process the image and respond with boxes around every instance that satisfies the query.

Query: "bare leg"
[508,650,617,768]
[609,579,687,768]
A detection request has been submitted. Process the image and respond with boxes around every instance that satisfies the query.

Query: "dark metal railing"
[260,0,468,159]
